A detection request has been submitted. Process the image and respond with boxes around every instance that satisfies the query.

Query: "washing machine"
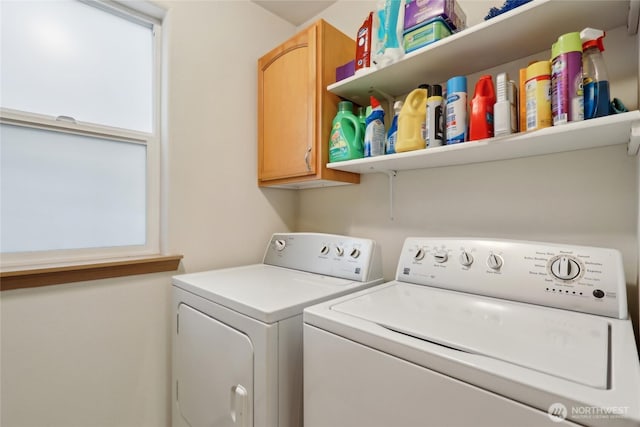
[304,237,640,427]
[171,232,383,427]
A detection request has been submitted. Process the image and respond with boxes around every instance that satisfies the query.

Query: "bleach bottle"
[396,86,428,152]
[580,28,610,119]
[329,101,364,162]
[364,96,386,157]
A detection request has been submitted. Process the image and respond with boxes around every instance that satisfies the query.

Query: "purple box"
[404,0,466,32]
[335,60,355,82]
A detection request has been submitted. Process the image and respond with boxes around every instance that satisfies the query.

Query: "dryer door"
[176,303,254,427]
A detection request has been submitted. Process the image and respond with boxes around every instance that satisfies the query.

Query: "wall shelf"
[328,0,632,104]
[326,111,640,174]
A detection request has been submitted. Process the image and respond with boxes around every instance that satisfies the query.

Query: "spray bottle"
[580,28,610,119]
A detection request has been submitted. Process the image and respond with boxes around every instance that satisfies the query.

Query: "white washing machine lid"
[173,264,379,323]
[331,282,610,389]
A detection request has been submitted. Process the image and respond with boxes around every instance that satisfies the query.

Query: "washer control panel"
[263,233,383,282]
[396,238,627,319]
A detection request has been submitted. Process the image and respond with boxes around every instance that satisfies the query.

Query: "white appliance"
[304,238,640,427]
[171,232,383,427]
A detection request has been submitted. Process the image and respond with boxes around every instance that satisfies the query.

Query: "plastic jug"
[395,87,428,152]
[329,101,364,162]
[469,75,496,141]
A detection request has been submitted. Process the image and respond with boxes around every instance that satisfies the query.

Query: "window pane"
[0,0,153,132]
[0,124,146,253]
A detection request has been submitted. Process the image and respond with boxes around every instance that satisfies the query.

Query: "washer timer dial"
[549,255,582,281]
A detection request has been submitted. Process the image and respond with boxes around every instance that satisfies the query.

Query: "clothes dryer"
[172,232,383,427]
[304,237,640,427]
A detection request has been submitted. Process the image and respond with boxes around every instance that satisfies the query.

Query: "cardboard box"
[404,0,467,33]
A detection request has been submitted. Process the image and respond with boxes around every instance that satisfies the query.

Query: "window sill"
[0,255,183,291]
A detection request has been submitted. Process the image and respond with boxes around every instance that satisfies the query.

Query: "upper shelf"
[326,111,640,174]
[328,0,632,104]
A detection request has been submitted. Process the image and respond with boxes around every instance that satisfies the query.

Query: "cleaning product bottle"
[357,106,367,139]
[580,28,610,119]
[418,84,430,143]
[364,96,386,157]
[446,76,468,144]
[328,101,364,162]
[386,100,403,154]
[469,75,496,141]
[396,86,428,152]
[551,32,583,126]
[426,84,444,147]
[525,60,552,131]
[372,0,404,68]
[494,72,518,137]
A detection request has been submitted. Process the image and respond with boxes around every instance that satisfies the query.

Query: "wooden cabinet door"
[258,25,317,182]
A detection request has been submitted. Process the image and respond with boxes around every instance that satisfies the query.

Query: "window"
[1,0,163,269]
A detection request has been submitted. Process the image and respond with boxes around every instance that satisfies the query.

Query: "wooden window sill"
[0,255,183,291]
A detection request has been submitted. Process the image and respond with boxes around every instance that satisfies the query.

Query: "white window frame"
[0,0,165,269]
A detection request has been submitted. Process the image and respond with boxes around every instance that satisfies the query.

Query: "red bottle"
[469,75,496,141]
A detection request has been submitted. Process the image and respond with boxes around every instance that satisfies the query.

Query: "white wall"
[0,2,297,426]
[298,1,640,330]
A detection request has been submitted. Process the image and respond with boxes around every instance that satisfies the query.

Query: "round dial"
[414,248,426,261]
[433,251,448,263]
[550,256,581,281]
[350,248,361,259]
[487,253,503,270]
[320,245,330,255]
[459,251,474,267]
[335,246,344,257]
[274,239,286,251]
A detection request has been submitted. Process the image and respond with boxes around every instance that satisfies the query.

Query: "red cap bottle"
[469,75,496,141]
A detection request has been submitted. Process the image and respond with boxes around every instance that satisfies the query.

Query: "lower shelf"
[327,111,640,174]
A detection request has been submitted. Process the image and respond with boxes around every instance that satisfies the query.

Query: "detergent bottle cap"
[338,101,353,112]
[370,96,381,109]
[429,84,442,98]
[580,27,606,52]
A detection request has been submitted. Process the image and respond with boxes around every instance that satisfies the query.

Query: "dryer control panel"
[396,238,627,319]
[263,233,383,282]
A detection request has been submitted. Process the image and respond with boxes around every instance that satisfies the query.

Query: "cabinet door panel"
[259,28,316,181]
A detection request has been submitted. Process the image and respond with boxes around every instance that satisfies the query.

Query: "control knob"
[350,248,361,259]
[274,239,286,251]
[414,248,426,261]
[550,256,581,281]
[487,254,503,270]
[433,251,448,263]
[320,245,330,255]
[335,246,344,257]
[459,251,474,267]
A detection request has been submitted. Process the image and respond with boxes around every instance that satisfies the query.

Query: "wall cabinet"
[325,0,640,176]
[258,20,359,189]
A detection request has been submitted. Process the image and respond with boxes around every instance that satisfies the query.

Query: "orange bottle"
[469,75,496,141]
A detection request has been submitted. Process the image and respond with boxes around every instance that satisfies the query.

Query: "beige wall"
[0,2,297,426]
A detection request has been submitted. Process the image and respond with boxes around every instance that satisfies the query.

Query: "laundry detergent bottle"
[328,101,364,162]
[469,75,496,141]
[395,87,428,152]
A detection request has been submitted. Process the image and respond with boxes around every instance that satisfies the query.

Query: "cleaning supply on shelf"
[469,75,496,141]
[525,60,552,131]
[446,76,468,144]
[396,86,428,152]
[355,12,374,75]
[357,106,367,138]
[373,0,404,68]
[426,84,444,147]
[581,28,610,119]
[403,18,452,53]
[404,0,467,33]
[518,67,527,132]
[418,83,430,142]
[551,32,583,126]
[494,72,518,137]
[364,96,386,157]
[386,100,403,154]
[328,101,364,162]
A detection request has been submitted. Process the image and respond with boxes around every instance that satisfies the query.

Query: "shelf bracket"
[628,121,640,156]
[386,170,398,221]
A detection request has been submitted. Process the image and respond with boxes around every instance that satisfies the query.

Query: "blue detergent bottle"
[329,101,364,162]
[580,28,610,119]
